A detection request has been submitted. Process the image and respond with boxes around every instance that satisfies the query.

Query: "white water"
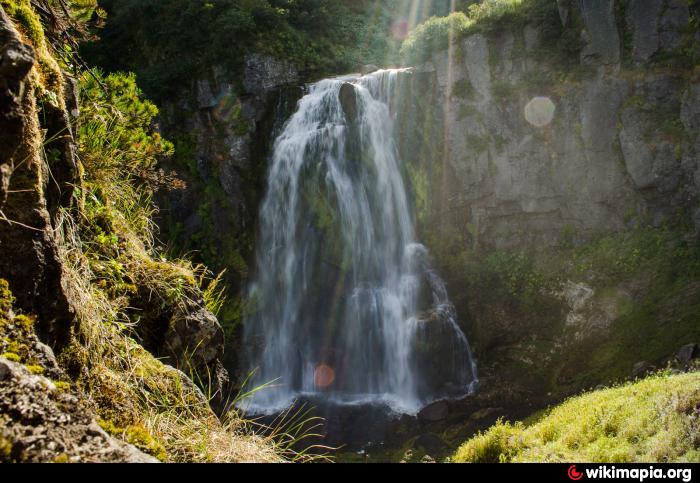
[242,69,477,415]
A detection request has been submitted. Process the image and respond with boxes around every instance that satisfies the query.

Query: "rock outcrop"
[397,3,698,251]
[156,54,304,373]
[389,1,699,415]
[0,356,159,463]
[0,3,237,460]
[0,6,77,349]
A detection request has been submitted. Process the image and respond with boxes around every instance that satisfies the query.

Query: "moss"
[454,372,700,463]
[451,78,477,100]
[26,364,44,375]
[53,381,71,393]
[0,0,45,48]
[0,279,13,316]
[12,314,35,335]
[0,436,12,462]
[124,424,167,462]
[1,352,21,363]
[53,453,69,463]
[98,419,167,462]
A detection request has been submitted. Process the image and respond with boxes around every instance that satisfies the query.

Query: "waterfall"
[242,69,477,415]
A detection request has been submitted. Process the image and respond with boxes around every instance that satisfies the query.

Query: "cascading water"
[242,69,477,415]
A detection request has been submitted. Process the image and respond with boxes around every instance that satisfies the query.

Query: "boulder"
[676,343,699,363]
[418,400,449,422]
[0,357,159,463]
[339,82,358,122]
[632,361,655,378]
[360,64,379,75]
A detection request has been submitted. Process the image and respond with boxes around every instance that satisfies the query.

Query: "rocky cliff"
[390,0,700,425]
[155,55,303,371]
[0,1,277,462]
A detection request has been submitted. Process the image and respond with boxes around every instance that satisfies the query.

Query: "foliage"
[81,0,370,101]
[400,11,473,64]
[399,0,573,65]
[454,371,700,463]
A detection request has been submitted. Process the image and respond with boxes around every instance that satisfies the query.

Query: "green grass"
[453,371,700,463]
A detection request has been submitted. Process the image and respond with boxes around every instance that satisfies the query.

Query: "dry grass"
[55,210,289,462]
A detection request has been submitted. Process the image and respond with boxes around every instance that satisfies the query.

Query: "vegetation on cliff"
[453,370,700,463]
[0,0,290,462]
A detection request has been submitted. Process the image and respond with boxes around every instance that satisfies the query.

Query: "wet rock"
[557,0,572,26]
[339,82,357,122]
[626,0,663,62]
[578,0,621,66]
[676,343,699,363]
[414,433,447,454]
[196,79,218,109]
[360,64,379,75]
[462,34,491,100]
[659,0,690,53]
[418,400,449,422]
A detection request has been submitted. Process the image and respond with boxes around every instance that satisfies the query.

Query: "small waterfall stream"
[243,69,477,415]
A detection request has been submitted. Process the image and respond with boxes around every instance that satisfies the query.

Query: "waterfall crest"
[243,69,477,414]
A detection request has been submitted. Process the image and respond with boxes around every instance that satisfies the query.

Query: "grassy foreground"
[453,371,700,463]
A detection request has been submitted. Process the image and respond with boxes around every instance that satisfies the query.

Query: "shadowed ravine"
[242,70,478,416]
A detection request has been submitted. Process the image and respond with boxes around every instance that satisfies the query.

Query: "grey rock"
[577,0,621,66]
[557,0,572,26]
[676,343,699,362]
[463,34,491,100]
[524,24,540,52]
[0,357,159,462]
[417,400,449,421]
[659,0,690,53]
[243,53,298,94]
[360,64,379,75]
[196,79,218,109]
[165,300,225,371]
[632,361,654,377]
[339,82,358,122]
[626,0,663,62]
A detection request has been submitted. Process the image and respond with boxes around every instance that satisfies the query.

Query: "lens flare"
[392,19,410,40]
[314,364,336,389]
[524,96,556,127]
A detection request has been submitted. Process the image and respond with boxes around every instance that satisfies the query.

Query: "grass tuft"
[454,372,700,463]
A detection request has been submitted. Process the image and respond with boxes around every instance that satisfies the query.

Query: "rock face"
[0,7,78,349]
[396,11,698,251]
[388,1,699,415]
[156,54,304,373]
[0,4,234,458]
[243,53,299,94]
[0,357,158,463]
[578,0,621,66]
